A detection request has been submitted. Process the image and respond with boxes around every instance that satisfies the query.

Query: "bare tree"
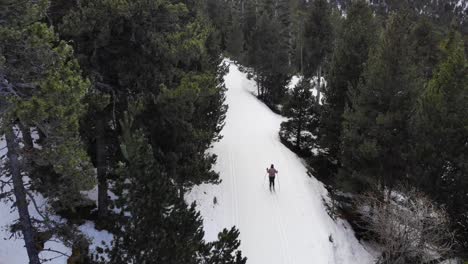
[357,188,456,264]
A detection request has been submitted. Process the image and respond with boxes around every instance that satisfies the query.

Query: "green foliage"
[61,0,196,92]
[302,0,333,78]
[280,78,317,153]
[409,17,441,79]
[61,0,227,218]
[411,31,468,250]
[145,72,225,195]
[320,0,377,161]
[204,227,247,264]
[1,1,95,262]
[109,112,245,264]
[1,0,94,209]
[340,13,417,194]
[112,116,202,263]
[226,4,244,59]
[248,10,291,105]
[241,0,258,51]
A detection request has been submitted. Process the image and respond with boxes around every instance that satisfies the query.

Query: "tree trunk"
[316,66,322,104]
[300,37,304,76]
[296,112,303,150]
[179,185,185,200]
[18,123,33,150]
[36,126,46,145]
[18,124,34,174]
[96,118,108,219]
[6,127,41,264]
[259,76,264,98]
[256,77,260,97]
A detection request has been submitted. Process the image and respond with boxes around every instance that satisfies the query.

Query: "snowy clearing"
[187,61,374,264]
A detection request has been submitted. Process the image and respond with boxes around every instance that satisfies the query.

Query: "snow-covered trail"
[188,62,374,264]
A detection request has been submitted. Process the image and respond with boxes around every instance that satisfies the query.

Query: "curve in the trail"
[187,61,374,264]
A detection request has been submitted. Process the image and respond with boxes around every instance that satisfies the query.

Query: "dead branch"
[356,189,457,264]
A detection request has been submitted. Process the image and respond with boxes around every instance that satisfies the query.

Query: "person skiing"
[266,164,278,191]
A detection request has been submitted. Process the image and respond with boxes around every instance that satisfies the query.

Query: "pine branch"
[41,248,70,259]
[25,190,54,230]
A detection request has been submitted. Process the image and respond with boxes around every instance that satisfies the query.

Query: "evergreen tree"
[408,17,440,80]
[248,5,291,106]
[241,0,258,57]
[204,228,247,264]
[302,0,333,103]
[277,0,293,67]
[280,78,317,153]
[411,31,468,251]
[206,0,232,50]
[110,111,199,263]
[320,0,377,162]
[61,0,227,217]
[0,0,94,262]
[226,3,245,59]
[144,72,226,198]
[109,110,245,264]
[290,0,308,74]
[340,13,417,194]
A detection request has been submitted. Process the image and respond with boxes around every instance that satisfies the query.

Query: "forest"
[207,0,467,262]
[0,0,467,263]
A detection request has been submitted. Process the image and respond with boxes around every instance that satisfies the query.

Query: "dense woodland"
[208,0,467,262]
[0,0,467,263]
[1,0,244,263]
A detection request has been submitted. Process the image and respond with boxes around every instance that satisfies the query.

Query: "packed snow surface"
[188,61,374,264]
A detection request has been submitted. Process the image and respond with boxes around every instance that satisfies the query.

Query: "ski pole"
[277,174,280,191]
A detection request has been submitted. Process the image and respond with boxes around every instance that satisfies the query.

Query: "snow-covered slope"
[188,61,374,264]
[0,61,374,264]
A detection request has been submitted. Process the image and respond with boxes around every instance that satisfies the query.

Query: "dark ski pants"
[269,176,275,190]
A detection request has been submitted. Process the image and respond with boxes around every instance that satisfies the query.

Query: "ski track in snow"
[187,61,374,264]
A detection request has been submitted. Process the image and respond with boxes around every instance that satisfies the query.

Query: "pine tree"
[61,0,227,218]
[206,0,232,50]
[411,31,468,250]
[111,110,201,263]
[340,13,417,194]
[290,0,308,74]
[241,0,258,56]
[144,72,226,199]
[1,0,94,262]
[248,4,291,106]
[408,17,440,80]
[277,0,293,67]
[320,0,377,162]
[280,78,317,153]
[204,228,247,264]
[302,0,333,103]
[226,3,245,59]
[110,110,245,264]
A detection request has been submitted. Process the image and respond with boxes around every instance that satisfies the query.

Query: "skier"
[266,164,278,191]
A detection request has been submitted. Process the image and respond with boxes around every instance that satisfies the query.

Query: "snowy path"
[188,62,374,264]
